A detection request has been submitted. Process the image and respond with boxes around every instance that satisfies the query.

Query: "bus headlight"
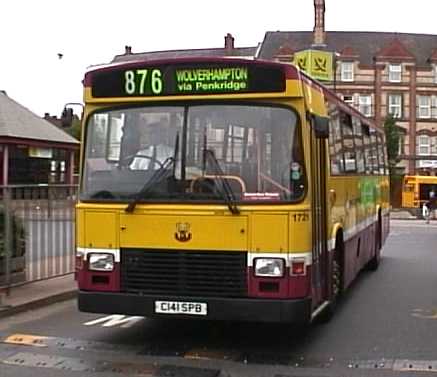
[254,258,285,277]
[88,253,114,272]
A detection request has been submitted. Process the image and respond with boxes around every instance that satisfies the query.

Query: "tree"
[384,114,402,207]
[64,115,81,141]
[383,114,400,172]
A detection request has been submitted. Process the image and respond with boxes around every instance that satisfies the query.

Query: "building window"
[388,94,402,118]
[418,95,431,118]
[432,96,437,118]
[358,95,372,116]
[388,64,402,83]
[340,62,354,82]
[398,134,405,155]
[342,95,354,107]
[434,66,437,84]
[432,136,437,155]
[418,135,430,155]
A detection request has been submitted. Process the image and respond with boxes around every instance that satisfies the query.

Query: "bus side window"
[370,131,379,175]
[376,133,385,175]
[362,125,371,175]
[341,112,357,174]
[353,117,365,174]
[328,103,344,175]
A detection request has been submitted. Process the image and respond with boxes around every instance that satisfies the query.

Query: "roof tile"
[258,31,437,66]
[0,92,79,145]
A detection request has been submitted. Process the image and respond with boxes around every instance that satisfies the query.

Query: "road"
[0,219,437,377]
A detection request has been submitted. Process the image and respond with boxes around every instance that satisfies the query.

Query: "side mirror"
[310,113,329,139]
[61,108,74,128]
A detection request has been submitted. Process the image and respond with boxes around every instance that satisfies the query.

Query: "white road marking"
[411,309,437,320]
[83,314,144,328]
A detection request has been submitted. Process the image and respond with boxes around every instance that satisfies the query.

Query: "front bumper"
[78,291,311,324]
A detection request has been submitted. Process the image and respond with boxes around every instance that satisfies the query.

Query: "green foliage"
[383,114,400,170]
[64,115,82,141]
[0,207,26,258]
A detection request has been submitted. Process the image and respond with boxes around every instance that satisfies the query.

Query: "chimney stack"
[224,33,235,51]
[313,0,326,46]
[125,45,132,55]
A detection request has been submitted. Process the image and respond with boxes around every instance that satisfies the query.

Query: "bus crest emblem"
[175,222,192,242]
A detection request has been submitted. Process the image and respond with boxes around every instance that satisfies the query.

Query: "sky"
[1,0,437,117]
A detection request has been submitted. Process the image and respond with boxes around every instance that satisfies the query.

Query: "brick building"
[257,1,437,176]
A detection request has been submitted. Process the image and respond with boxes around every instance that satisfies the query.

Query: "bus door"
[310,123,329,305]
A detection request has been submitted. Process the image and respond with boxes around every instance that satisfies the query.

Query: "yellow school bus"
[75,57,390,323]
[402,175,437,210]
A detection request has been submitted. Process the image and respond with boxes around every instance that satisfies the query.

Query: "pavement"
[0,209,425,319]
[390,209,418,220]
[0,273,77,319]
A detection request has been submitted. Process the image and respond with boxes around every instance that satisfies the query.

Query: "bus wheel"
[319,238,343,323]
[367,217,382,271]
[332,253,342,300]
[331,240,343,307]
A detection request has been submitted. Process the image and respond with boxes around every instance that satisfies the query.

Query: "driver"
[130,121,174,170]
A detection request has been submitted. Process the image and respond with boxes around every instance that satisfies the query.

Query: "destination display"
[90,62,286,97]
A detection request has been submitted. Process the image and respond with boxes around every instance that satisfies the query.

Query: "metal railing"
[1,184,78,288]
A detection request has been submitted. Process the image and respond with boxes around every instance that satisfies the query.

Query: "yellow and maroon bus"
[75,57,389,323]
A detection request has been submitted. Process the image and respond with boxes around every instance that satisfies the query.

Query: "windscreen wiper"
[203,149,240,215]
[125,157,175,213]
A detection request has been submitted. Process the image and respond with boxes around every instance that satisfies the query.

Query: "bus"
[75,57,390,324]
[402,175,437,213]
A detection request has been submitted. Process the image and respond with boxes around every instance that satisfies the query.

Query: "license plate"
[155,301,207,316]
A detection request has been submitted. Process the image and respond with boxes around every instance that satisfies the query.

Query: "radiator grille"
[121,249,247,297]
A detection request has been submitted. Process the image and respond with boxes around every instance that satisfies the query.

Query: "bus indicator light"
[291,259,306,276]
[75,250,84,270]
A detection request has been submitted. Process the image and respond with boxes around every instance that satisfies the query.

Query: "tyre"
[318,237,343,323]
[367,217,382,271]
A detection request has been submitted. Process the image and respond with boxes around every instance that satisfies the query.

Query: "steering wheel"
[90,190,114,199]
[120,154,164,169]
